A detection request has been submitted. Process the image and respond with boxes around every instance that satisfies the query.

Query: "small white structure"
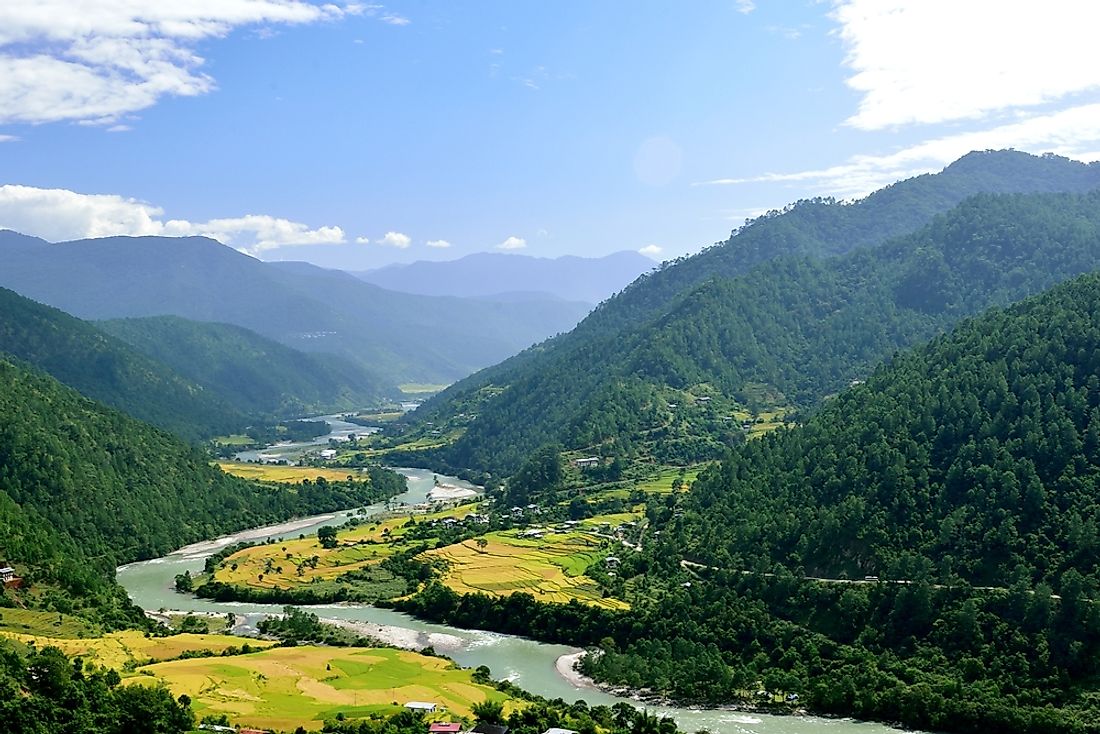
[603,556,621,569]
[573,457,600,469]
[319,449,337,459]
[0,567,15,582]
[404,701,438,713]
[544,728,579,734]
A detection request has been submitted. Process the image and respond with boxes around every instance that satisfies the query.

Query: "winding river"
[117,421,907,734]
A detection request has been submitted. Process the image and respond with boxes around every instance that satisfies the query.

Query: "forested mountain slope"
[0,233,589,385]
[408,184,1100,474]
[0,288,244,440]
[100,315,385,419]
[0,358,402,627]
[570,271,1100,733]
[408,272,1100,734]
[669,270,1100,588]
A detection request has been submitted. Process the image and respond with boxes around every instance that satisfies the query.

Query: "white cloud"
[0,135,17,142]
[735,0,755,14]
[378,231,411,248]
[379,13,410,26]
[833,0,1100,130]
[0,1,391,126]
[426,239,451,249]
[0,184,345,254]
[697,102,1100,198]
[638,244,662,258]
[355,236,370,244]
[496,236,526,251]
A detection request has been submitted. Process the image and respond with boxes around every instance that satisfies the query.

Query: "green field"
[0,608,99,638]
[136,645,513,730]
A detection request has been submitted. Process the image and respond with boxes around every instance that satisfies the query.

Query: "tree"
[318,526,338,549]
[472,699,505,725]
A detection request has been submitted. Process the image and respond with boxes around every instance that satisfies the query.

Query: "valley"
[6,151,1100,734]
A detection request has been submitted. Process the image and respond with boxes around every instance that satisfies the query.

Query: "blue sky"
[2,1,1100,269]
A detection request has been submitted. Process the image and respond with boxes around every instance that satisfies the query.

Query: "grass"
[216,461,370,484]
[0,630,272,670]
[135,645,513,731]
[423,529,628,610]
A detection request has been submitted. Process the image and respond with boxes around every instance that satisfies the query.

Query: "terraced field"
[423,530,627,610]
[135,646,512,730]
[210,504,478,591]
[0,629,272,670]
[216,461,371,484]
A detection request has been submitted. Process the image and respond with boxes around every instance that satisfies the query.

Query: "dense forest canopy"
[0,287,244,441]
[404,183,1100,475]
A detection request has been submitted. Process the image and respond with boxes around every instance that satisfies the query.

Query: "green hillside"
[0,287,244,440]
[405,271,1100,734]
[100,315,387,419]
[0,357,404,628]
[405,184,1100,475]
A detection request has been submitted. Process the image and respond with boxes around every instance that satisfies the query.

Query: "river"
[117,422,906,734]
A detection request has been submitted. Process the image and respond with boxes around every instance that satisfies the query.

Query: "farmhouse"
[603,556,621,569]
[319,449,338,459]
[573,457,600,469]
[429,724,462,733]
[405,701,438,713]
[0,566,21,589]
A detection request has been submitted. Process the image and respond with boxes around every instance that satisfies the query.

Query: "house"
[472,724,509,734]
[319,449,337,459]
[696,396,712,403]
[239,729,270,734]
[544,728,579,734]
[573,457,600,469]
[405,701,438,713]
[429,724,462,733]
[603,556,621,569]
[0,567,15,583]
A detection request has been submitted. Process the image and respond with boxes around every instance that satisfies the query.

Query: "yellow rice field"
[0,629,272,670]
[423,530,627,610]
[216,461,370,484]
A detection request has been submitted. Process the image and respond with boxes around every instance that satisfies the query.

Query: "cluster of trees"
[0,642,194,734]
[403,153,1100,475]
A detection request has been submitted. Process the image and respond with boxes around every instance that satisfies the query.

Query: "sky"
[2,1,1100,270]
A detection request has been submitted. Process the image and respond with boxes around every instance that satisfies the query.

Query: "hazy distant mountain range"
[354,250,654,304]
[0,232,592,385]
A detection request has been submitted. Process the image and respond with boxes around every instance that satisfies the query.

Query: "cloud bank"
[0,1,386,126]
[834,0,1100,131]
[0,184,345,254]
